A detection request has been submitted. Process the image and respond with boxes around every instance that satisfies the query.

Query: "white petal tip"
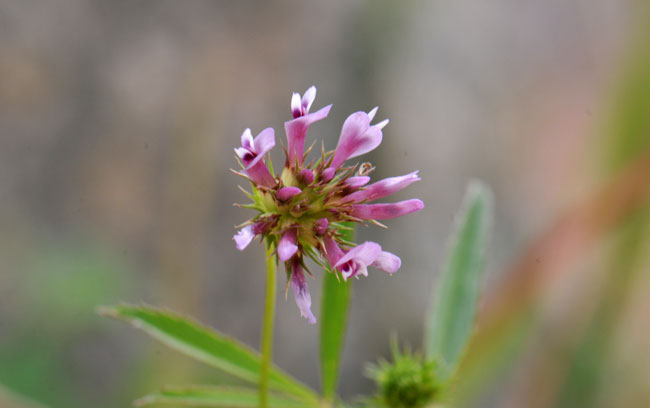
[368,106,379,121]
[375,118,390,130]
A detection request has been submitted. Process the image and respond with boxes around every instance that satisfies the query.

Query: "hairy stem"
[260,242,277,408]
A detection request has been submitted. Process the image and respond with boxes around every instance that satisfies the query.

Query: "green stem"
[260,242,277,408]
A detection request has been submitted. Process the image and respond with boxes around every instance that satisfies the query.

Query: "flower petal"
[299,168,315,185]
[234,146,250,160]
[253,127,276,156]
[244,159,276,187]
[290,261,316,324]
[350,199,424,220]
[285,104,332,166]
[233,225,255,251]
[335,241,382,269]
[367,106,379,121]
[331,110,385,169]
[323,235,344,268]
[240,128,254,150]
[341,171,420,203]
[276,186,302,202]
[371,251,401,274]
[278,229,298,262]
[301,86,316,113]
[291,92,302,118]
[344,176,371,189]
[320,167,335,183]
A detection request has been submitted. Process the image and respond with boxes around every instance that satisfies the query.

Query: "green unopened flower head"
[366,342,446,408]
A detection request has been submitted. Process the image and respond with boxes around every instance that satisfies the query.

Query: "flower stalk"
[260,241,277,408]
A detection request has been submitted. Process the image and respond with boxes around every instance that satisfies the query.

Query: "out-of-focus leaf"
[99,305,318,402]
[425,181,492,379]
[455,151,650,407]
[0,384,48,408]
[134,385,312,407]
[320,222,354,399]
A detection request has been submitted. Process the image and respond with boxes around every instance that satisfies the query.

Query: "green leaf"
[99,304,318,402]
[0,383,49,408]
[425,180,492,380]
[319,222,354,399]
[134,385,313,407]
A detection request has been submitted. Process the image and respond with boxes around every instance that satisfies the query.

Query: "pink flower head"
[233,87,423,323]
[234,128,276,187]
[285,86,332,166]
[290,259,316,324]
[330,107,389,169]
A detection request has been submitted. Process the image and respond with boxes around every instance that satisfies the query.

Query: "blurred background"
[1,1,649,407]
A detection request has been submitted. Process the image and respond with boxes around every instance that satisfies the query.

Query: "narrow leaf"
[99,304,317,402]
[135,385,313,408]
[319,222,354,399]
[425,180,492,379]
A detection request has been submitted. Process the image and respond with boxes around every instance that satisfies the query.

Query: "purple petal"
[331,110,386,169]
[290,261,316,324]
[253,127,276,156]
[244,159,276,187]
[276,186,302,202]
[320,167,335,183]
[234,146,250,160]
[284,104,332,166]
[323,235,344,268]
[239,128,276,187]
[341,171,420,203]
[299,168,315,185]
[335,241,382,269]
[344,176,371,189]
[278,229,298,262]
[350,199,424,220]
[371,251,401,274]
[314,218,328,235]
[301,86,316,114]
[291,92,302,118]
[233,225,255,251]
[240,128,254,150]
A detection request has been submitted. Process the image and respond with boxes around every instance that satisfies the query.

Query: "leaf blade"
[425,180,492,379]
[319,222,354,399]
[99,304,318,402]
[135,385,314,408]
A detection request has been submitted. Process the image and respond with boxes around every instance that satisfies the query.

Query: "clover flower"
[233,86,423,323]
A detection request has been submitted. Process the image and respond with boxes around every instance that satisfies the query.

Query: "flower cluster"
[233,86,423,323]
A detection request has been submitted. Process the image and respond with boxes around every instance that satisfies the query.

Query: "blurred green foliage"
[0,242,133,408]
